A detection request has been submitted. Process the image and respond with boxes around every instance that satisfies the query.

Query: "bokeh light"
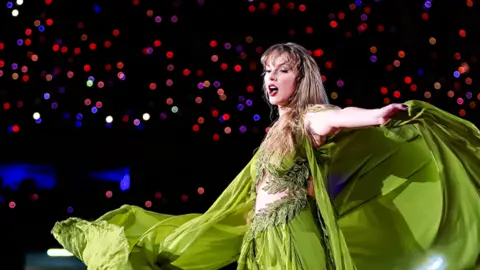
[1,2,480,248]
[1,0,477,143]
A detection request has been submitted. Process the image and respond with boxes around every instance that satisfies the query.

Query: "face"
[263,54,297,107]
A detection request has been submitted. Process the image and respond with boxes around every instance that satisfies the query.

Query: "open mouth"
[268,85,278,96]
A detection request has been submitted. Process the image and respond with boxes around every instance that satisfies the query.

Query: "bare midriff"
[254,174,289,214]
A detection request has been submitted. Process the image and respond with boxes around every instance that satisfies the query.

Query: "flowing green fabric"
[52,100,480,269]
[324,100,480,269]
[237,201,332,269]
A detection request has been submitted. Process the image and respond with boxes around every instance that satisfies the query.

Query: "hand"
[378,103,408,125]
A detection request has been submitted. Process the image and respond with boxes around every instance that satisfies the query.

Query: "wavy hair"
[259,43,330,166]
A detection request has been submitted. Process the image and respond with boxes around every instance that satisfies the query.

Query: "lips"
[268,84,278,96]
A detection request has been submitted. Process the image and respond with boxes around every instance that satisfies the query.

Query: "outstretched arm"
[305,103,408,137]
[305,103,407,200]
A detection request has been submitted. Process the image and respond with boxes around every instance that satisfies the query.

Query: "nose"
[269,72,277,81]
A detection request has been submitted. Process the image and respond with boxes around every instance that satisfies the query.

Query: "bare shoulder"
[306,104,341,113]
[304,104,341,138]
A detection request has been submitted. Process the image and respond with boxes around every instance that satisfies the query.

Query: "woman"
[53,43,480,270]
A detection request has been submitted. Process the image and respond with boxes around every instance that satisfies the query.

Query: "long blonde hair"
[259,43,330,166]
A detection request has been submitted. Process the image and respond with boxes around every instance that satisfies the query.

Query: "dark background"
[0,0,479,268]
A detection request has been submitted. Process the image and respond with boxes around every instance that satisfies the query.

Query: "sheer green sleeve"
[306,100,480,270]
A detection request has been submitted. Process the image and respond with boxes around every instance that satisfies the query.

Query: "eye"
[280,68,289,73]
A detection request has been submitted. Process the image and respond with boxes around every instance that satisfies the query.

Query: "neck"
[278,105,289,117]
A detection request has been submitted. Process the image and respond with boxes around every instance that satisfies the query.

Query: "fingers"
[392,103,408,110]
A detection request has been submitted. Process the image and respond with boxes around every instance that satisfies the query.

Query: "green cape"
[52,100,480,269]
